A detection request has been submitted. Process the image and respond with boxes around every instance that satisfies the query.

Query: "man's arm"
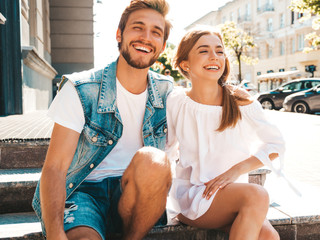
[40,123,80,240]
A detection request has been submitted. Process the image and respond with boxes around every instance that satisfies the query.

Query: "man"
[32,1,173,240]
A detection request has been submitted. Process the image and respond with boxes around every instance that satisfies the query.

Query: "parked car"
[257,78,320,110]
[283,84,320,113]
[239,80,258,96]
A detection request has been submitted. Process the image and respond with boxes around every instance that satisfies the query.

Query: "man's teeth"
[205,66,219,70]
[134,46,151,53]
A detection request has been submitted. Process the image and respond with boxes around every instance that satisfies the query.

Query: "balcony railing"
[257,4,275,14]
[238,14,252,23]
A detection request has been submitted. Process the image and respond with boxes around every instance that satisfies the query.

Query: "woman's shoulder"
[167,87,188,102]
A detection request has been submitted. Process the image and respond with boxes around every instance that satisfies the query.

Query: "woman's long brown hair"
[174,29,247,132]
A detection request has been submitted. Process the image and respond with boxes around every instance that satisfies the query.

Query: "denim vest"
[32,59,173,232]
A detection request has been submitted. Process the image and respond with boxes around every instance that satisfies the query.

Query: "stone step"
[1,211,320,240]
[0,166,270,215]
[0,212,42,239]
[0,169,41,214]
[0,142,48,169]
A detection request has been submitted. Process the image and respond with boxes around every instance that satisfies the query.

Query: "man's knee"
[134,147,170,176]
[128,147,172,189]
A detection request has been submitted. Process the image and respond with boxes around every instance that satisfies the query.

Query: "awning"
[257,70,311,82]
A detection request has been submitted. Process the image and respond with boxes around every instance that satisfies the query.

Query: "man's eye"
[133,26,142,30]
[217,51,224,54]
[153,31,161,37]
[199,51,208,53]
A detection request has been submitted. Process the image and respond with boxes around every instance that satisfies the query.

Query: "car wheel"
[260,99,274,110]
[293,101,309,113]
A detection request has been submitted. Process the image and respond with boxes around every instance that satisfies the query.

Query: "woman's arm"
[202,153,278,200]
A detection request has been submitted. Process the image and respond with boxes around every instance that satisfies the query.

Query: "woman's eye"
[199,50,208,53]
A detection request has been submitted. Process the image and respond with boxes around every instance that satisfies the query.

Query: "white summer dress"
[165,88,286,224]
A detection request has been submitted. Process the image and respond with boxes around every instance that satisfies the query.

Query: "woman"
[166,29,283,240]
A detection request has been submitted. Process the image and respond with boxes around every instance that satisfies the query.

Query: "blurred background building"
[186,0,319,92]
[0,0,94,116]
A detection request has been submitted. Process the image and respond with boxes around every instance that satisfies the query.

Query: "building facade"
[186,0,319,91]
[0,0,94,116]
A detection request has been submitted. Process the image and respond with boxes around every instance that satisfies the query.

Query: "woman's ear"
[180,61,190,72]
[116,29,122,43]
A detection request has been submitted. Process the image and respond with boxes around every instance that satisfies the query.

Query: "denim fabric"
[63,177,123,240]
[32,59,173,235]
[63,177,167,240]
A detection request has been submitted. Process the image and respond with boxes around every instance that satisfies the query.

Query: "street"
[264,110,320,192]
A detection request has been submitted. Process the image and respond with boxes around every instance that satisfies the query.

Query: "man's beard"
[120,42,159,69]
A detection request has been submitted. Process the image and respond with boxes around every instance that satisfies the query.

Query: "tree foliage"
[290,0,320,51]
[219,21,258,82]
[150,42,182,81]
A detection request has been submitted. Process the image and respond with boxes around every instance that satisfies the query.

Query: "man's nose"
[140,29,152,42]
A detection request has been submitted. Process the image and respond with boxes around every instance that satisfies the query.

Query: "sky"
[94,0,231,68]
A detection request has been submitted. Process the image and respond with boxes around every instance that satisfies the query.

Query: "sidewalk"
[0,111,53,142]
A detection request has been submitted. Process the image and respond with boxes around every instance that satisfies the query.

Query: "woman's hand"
[202,167,241,200]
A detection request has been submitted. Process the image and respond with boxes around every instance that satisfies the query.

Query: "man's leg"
[63,180,109,240]
[66,226,102,240]
[118,147,172,240]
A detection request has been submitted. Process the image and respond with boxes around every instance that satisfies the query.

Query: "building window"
[230,12,234,21]
[257,0,261,11]
[298,34,304,51]
[257,71,261,75]
[280,13,284,28]
[246,3,251,18]
[267,45,273,58]
[290,66,297,70]
[279,68,285,72]
[291,11,295,24]
[267,70,274,73]
[297,12,303,19]
[280,41,285,55]
[257,47,261,59]
[291,38,295,53]
[238,8,241,21]
[222,16,226,23]
[267,18,273,31]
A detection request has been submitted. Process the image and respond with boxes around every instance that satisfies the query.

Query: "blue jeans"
[63,176,167,240]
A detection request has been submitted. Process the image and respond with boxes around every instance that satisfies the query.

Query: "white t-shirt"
[48,80,148,181]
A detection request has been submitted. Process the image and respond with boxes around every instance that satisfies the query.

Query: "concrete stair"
[0,168,41,214]
[1,127,320,239]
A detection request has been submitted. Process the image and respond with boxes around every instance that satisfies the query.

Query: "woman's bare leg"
[259,219,280,240]
[178,183,269,240]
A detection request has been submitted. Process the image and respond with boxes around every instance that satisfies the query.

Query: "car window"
[283,82,302,91]
[311,81,320,87]
[305,81,312,89]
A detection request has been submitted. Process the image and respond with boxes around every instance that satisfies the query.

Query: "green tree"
[150,42,182,81]
[219,21,258,83]
[290,0,320,52]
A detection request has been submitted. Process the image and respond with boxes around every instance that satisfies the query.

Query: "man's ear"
[116,29,122,43]
[180,61,190,72]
